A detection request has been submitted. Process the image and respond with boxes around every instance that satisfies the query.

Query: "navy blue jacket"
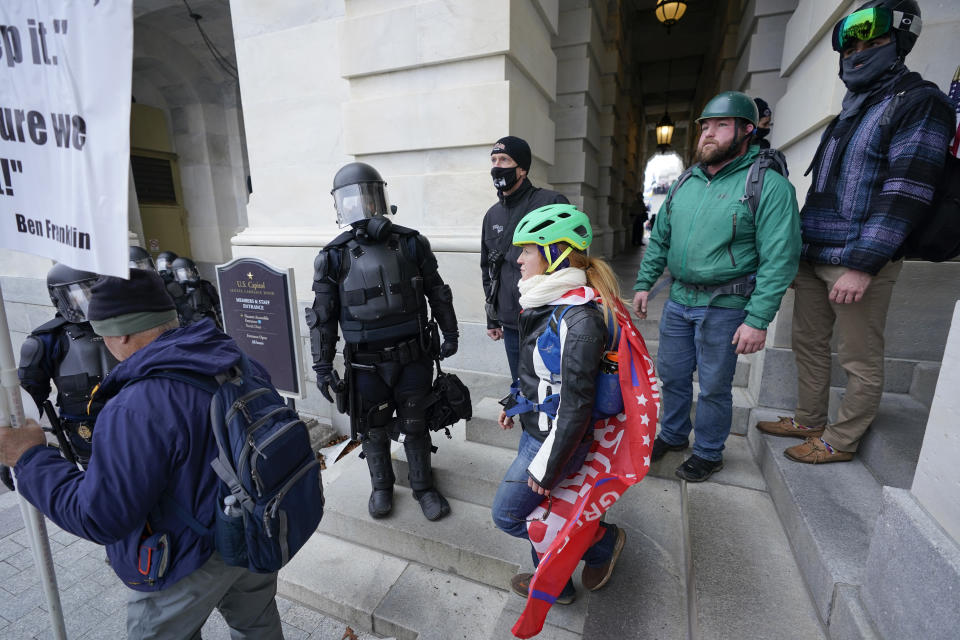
[15,320,256,591]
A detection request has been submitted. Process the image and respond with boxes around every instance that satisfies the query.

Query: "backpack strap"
[665,167,697,217]
[741,149,789,219]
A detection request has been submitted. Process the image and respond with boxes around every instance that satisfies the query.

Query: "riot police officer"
[155,250,189,322]
[156,250,178,280]
[129,245,156,271]
[171,256,223,329]
[18,264,119,468]
[308,162,459,521]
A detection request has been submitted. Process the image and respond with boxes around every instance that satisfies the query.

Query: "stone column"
[229,0,564,422]
[550,0,611,256]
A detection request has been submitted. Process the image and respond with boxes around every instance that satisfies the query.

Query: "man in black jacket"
[481,136,568,384]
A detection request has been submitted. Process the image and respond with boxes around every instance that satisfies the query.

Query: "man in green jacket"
[632,91,801,482]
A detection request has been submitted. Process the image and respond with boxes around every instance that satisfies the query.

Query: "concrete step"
[279,532,507,640]
[748,407,884,630]
[318,453,529,589]
[685,482,827,639]
[648,432,767,493]
[392,424,516,507]
[465,397,522,451]
[828,390,930,490]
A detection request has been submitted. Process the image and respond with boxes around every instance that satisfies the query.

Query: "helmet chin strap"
[545,245,574,273]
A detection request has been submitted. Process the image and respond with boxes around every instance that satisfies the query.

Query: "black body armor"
[338,234,424,343]
[18,317,118,465]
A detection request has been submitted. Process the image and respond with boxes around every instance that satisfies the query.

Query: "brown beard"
[696,137,734,164]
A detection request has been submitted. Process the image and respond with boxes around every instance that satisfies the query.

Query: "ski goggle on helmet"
[831,6,921,53]
[513,204,593,273]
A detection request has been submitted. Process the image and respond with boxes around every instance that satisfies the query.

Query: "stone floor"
[0,488,384,640]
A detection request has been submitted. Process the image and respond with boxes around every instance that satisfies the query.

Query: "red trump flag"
[512,298,659,638]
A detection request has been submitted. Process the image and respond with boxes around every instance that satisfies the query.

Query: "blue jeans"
[656,299,747,462]
[503,326,520,384]
[492,431,617,569]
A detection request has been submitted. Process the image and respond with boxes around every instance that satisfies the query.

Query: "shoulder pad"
[326,230,354,248]
[31,316,68,335]
[389,224,419,237]
[313,251,330,280]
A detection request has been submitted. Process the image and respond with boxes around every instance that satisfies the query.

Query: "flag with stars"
[513,297,658,639]
[949,65,960,158]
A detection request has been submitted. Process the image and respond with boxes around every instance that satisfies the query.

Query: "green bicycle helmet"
[513,204,593,273]
[697,91,759,126]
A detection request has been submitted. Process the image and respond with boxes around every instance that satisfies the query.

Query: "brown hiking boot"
[784,437,854,464]
[581,526,626,591]
[756,416,825,439]
[510,573,576,605]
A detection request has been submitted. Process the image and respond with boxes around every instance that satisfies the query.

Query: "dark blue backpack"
[505,302,623,422]
[137,353,324,573]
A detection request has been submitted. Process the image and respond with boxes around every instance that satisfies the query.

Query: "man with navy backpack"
[0,270,283,639]
[756,0,955,464]
[633,91,801,482]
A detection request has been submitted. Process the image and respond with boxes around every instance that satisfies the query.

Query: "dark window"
[131,155,177,204]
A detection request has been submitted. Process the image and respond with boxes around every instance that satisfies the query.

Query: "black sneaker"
[651,436,689,462]
[675,455,723,482]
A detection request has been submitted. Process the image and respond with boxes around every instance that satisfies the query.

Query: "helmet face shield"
[332,182,390,227]
[156,256,173,273]
[832,7,921,52]
[50,280,95,323]
[129,256,156,271]
[174,265,200,284]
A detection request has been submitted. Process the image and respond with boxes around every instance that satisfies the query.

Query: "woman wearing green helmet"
[491,203,626,604]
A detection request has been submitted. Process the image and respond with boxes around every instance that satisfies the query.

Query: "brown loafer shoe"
[784,437,854,464]
[510,572,576,605]
[581,525,626,591]
[756,416,825,439]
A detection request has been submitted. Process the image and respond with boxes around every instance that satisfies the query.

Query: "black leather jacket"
[516,301,605,488]
[480,180,568,330]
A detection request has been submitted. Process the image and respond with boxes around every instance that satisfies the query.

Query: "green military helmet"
[697,91,759,126]
[513,203,593,250]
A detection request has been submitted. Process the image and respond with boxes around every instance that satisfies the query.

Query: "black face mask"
[840,40,899,93]
[491,166,520,192]
[756,127,771,139]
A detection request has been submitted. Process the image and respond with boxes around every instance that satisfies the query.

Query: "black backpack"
[882,87,960,262]
[806,76,960,263]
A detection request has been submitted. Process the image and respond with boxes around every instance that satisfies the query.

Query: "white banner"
[0,0,133,278]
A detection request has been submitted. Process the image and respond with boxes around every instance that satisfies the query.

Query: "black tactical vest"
[339,234,424,343]
[53,323,117,424]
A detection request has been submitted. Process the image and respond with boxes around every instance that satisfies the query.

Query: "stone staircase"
[278,249,950,639]
[279,366,826,640]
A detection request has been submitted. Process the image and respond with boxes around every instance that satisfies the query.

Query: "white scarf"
[517,268,594,309]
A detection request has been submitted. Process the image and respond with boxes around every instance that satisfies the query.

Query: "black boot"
[361,428,394,519]
[404,434,450,521]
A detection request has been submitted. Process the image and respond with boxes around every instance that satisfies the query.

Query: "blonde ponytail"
[567,250,622,334]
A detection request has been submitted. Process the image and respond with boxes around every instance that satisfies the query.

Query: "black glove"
[315,362,335,403]
[439,338,458,360]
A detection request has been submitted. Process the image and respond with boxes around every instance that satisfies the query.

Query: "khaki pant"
[126,551,282,640]
[791,259,902,452]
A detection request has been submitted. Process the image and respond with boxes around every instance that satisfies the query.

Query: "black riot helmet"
[47,264,99,323]
[171,257,201,284]
[832,0,921,59]
[129,245,156,271]
[331,162,395,228]
[156,251,178,274]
